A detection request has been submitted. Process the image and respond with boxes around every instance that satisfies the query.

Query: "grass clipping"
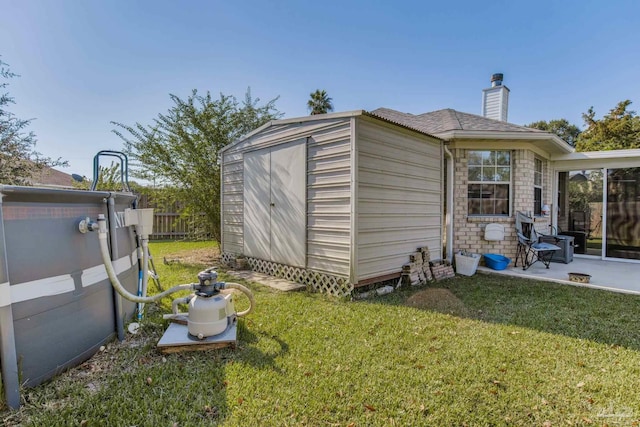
[405,288,469,316]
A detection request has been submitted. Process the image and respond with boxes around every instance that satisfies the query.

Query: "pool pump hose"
[223,282,255,317]
[96,215,255,315]
[97,215,193,303]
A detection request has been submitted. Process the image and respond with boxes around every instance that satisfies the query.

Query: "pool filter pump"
[187,269,238,339]
[160,267,255,340]
[90,207,254,347]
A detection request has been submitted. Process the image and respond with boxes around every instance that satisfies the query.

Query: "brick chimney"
[482,73,510,121]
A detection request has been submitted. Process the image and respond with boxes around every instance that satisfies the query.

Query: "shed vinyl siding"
[221,117,353,278]
[306,125,352,277]
[356,118,443,282]
[222,157,244,254]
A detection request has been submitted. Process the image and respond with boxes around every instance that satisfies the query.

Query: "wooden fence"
[136,194,209,240]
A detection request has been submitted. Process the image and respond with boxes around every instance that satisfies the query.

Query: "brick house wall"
[451,146,552,263]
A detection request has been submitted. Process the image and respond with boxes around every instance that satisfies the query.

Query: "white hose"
[172,295,192,315]
[161,295,193,320]
[97,216,254,316]
[98,216,193,303]
[222,282,255,317]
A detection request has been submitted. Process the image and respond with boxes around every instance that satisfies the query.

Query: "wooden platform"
[157,319,237,354]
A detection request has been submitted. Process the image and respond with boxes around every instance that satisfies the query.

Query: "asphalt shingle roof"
[31,165,76,187]
[371,108,546,135]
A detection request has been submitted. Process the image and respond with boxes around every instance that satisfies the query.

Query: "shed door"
[243,140,306,267]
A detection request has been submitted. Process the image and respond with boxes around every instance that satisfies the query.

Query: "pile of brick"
[401,247,433,286]
[429,259,455,281]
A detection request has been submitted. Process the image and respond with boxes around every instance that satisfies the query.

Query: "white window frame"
[467,150,511,216]
[534,157,543,216]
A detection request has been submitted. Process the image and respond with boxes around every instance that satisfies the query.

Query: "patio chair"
[514,211,561,270]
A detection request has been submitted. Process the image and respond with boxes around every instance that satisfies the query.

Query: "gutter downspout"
[443,145,454,262]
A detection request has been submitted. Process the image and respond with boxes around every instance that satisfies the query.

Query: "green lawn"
[4,240,640,426]
[587,238,602,249]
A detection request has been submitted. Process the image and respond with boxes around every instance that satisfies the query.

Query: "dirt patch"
[405,288,468,316]
[163,246,220,267]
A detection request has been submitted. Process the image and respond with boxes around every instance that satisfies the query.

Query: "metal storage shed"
[220,110,443,296]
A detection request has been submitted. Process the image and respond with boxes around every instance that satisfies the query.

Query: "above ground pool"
[0,185,140,408]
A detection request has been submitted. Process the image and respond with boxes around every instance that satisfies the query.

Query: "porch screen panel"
[567,169,602,257]
[606,167,640,260]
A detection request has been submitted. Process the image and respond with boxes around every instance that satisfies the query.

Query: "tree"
[73,162,139,192]
[0,57,66,185]
[575,100,640,151]
[307,89,334,115]
[526,119,582,146]
[569,169,603,213]
[112,88,281,242]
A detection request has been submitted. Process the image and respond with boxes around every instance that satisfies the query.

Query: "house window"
[534,158,543,215]
[468,150,511,216]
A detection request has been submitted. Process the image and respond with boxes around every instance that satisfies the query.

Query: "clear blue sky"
[2,0,639,178]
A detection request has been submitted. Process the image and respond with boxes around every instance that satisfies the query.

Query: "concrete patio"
[477,257,640,295]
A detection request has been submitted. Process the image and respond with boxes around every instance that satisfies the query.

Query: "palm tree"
[307,89,334,115]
